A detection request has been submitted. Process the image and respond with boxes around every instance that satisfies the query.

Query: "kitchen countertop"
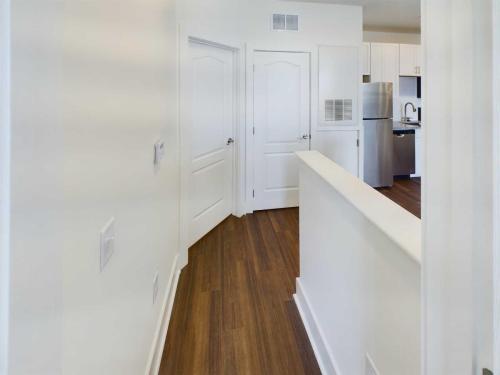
[393,121,422,131]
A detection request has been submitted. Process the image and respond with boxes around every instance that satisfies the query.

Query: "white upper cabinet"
[400,44,422,76]
[361,42,371,75]
[370,43,400,119]
[370,43,399,83]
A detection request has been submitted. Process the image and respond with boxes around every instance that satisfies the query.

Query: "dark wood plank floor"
[376,177,421,218]
[159,208,321,375]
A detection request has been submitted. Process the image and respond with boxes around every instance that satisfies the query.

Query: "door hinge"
[252,190,255,198]
[357,139,360,147]
[253,126,255,135]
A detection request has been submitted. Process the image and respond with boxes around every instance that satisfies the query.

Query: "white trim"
[178,31,245,266]
[293,278,340,375]
[0,0,10,372]
[145,254,181,375]
[493,0,500,372]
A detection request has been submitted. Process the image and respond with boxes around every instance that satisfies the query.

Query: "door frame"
[246,48,312,213]
[178,34,245,268]
[0,0,9,371]
[493,1,500,372]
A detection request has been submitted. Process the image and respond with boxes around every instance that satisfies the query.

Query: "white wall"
[295,151,421,375]
[364,30,420,44]
[0,0,10,373]
[176,0,363,214]
[7,0,180,374]
[422,0,494,373]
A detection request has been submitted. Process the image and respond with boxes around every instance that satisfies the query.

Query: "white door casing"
[253,51,310,211]
[185,41,235,246]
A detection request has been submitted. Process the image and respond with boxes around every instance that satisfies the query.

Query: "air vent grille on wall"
[272,14,299,31]
[325,99,353,122]
[325,100,335,121]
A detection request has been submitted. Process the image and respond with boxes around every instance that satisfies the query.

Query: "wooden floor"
[376,177,421,218]
[159,208,321,375]
[159,179,421,375]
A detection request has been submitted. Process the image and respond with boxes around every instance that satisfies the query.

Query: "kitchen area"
[361,41,422,217]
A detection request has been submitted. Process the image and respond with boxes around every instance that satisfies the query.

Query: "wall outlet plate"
[152,272,159,305]
[100,218,115,272]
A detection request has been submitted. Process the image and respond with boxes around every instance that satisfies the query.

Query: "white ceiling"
[294,0,421,33]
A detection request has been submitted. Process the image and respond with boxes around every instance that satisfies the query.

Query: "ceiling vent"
[272,14,299,31]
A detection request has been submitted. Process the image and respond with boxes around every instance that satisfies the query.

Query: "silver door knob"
[226,137,234,145]
[301,134,311,140]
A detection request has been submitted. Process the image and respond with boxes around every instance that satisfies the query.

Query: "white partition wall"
[295,151,421,375]
[422,0,495,373]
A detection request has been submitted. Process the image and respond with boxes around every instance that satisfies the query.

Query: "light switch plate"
[100,217,115,272]
[154,140,166,167]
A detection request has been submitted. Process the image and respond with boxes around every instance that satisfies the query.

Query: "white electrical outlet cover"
[100,217,115,271]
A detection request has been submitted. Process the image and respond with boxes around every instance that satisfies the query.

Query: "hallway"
[159,209,321,375]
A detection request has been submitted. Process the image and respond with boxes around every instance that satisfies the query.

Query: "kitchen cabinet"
[362,42,371,75]
[412,128,423,177]
[370,43,400,119]
[400,44,422,76]
[313,130,360,177]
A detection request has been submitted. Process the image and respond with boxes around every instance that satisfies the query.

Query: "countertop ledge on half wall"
[296,150,422,264]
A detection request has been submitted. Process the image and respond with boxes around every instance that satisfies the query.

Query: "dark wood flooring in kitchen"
[376,177,421,218]
[159,208,321,375]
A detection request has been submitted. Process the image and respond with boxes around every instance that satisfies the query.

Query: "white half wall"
[7,0,180,374]
[295,151,421,375]
[422,0,494,373]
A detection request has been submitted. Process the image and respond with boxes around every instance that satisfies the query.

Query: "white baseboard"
[145,254,181,375]
[293,278,341,375]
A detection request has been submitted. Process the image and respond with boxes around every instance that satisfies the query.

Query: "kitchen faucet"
[402,102,416,123]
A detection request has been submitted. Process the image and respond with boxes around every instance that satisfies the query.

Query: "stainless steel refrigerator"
[363,82,394,188]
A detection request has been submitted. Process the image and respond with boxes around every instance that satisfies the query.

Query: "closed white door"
[186,42,234,245]
[314,130,360,176]
[253,51,310,210]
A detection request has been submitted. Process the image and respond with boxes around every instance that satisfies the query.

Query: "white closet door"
[253,51,310,210]
[187,42,234,245]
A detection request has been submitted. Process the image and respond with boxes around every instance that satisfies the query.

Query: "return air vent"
[325,99,353,122]
[325,100,335,121]
[272,14,299,31]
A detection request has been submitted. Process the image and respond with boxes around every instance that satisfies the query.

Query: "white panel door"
[314,130,360,176]
[187,42,234,245]
[253,51,310,210]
